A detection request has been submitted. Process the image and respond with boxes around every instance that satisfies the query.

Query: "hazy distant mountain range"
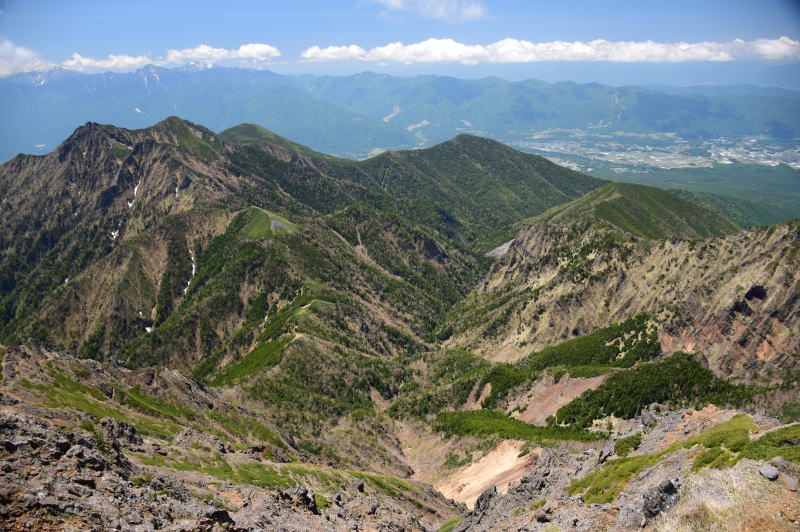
[2,65,799,162]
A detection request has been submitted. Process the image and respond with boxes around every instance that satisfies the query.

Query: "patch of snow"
[184,249,196,295]
[134,107,142,113]
[127,178,142,208]
[110,230,119,241]
[63,277,69,285]
[138,311,143,317]
[145,327,152,333]
[406,119,430,132]
[382,104,401,123]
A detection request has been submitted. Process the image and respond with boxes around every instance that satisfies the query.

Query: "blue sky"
[1,0,800,84]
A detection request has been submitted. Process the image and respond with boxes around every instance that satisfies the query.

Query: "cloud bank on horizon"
[0,41,282,76]
[1,35,799,77]
[302,36,800,64]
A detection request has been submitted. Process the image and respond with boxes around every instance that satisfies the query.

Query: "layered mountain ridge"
[1,117,798,531]
[3,65,800,163]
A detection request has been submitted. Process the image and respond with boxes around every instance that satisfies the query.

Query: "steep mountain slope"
[445,213,800,377]
[1,116,799,531]
[0,118,611,478]
[0,118,604,352]
[351,134,605,249]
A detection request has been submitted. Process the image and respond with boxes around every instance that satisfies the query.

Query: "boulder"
[759,464,779,481]
[642,477,681,519]
[280,485,319,514]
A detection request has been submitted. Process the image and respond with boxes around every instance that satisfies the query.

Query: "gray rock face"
[98,416,143,447]
[453,486,497,532]
[642,477,681,519]
[759,464,779,480]
[280,485,319,515]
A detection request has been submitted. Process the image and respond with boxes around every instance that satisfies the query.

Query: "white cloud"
[368,0,485,21]
[164,43,280,66]
[60,43,281,73]
[63,52,153,72]
[0,38,54,76]
[301,36,800,64]
[301,44,366,62]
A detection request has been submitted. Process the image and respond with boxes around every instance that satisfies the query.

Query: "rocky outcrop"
[642,477,681,519]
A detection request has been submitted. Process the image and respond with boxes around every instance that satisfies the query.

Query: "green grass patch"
[205,409,286,448]
[315,493,332,511]
[135,452,346,491]
[739,423,800,463]
[435,410,604,442]
[118,386,196,421]
[443,452,472,469]
[242,207,300,240]
[109,145,132,159]
[691,447,738,471]
[348,470,413,498]
[614,433,642,457]
[243,207,273,239]
[438,517,461,532]
[211,335,293,386]
[21,369,181,440]
[569,452,663,503]
[569,414,768,503]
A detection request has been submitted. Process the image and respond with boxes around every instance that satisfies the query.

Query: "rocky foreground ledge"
[1,344,798,531]
[0,345,456,531]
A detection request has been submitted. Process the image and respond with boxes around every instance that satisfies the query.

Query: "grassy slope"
[667,188,777,228]
[219,123,347,162]
[531,181,739,239]
[596,162,800,226]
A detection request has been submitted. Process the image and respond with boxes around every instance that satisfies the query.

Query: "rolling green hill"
[530,181,739,239]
